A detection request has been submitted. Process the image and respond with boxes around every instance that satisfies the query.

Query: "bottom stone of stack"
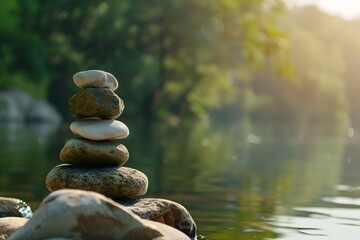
[45,164,148,199]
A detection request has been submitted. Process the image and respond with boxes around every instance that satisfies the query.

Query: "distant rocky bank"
[0,89,62,124]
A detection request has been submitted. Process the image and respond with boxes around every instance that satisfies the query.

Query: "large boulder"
[27,101,62,123]
[8,189,190,240]
[0,90,29,122]
[0,89,61,123]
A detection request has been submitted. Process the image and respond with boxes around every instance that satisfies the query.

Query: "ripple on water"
[322,196,360,206]
[335,184,360,192]
[268,207,360,239]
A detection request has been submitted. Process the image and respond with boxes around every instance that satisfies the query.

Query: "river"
[0,120,359,239]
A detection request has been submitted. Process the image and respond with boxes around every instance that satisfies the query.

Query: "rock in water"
[70,119,129,141]
[46,165,148,199]
[60,138,129,166]
[73,70,119,91]
[0,89,62,123]
[0,197,32,218]
[119,198,197,238]
[68,88,124,119]
[8,190,190,240]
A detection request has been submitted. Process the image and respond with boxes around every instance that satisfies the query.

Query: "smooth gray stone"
[46,165,148,199]
[60,138,129,166]
[118,198,197,238]
[70,119,129,141]
[73,70,118,91]
[68,88,124,119]
[0,197,32,218]
[8,189,190,240]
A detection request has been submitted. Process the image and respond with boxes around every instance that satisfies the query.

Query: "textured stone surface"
[119,198,197,238]
[8,190,190,240]
[73,70,118,91]
[68,88,124,119]
[60,138,129,166]
[0,217,28,240]
[46,165,148,199]
[70,119,129,141]
[0,197,32,218]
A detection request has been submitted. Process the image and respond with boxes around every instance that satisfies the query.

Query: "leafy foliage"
[0,1,354,125]
[0,0,289,122]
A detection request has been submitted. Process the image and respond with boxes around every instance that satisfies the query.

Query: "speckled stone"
[0,197,32,218]
[68,88,124,119]
[118,198,197,238]
[45,165,148,199]
[70,119,129,141]
[73,70,118,91]
[60,138,129,166]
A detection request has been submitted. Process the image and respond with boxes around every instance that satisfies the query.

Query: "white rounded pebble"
[73,70,119,91]
[70,119,129,140]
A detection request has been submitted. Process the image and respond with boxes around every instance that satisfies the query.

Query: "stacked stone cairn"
[29,70,196,240]
[0,70,196,239]
[46,70,148,199]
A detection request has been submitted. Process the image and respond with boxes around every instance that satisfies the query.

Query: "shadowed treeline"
[0,1,357,125]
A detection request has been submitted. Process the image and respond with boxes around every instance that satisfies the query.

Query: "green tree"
[0,0,290,122]
[0,0,49,98]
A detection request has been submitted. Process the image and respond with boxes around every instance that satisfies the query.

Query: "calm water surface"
[0,121,360,239]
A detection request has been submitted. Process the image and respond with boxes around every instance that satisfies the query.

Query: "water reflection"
[0,120,359,239]
[136,122,349,239]
[0,122,66,207]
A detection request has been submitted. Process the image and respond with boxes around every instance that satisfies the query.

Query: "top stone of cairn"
[73,70,118,91]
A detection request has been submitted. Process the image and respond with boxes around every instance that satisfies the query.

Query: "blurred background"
[2,0,360,239]
[1,0,358,125]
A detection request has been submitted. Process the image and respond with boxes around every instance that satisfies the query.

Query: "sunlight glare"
[292,0,360,20]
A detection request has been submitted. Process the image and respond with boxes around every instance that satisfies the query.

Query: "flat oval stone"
[70,119,129,140]
[73,70,118,91]
[60,138,129,166]
[45,165,148,199]
[68,88,124,119]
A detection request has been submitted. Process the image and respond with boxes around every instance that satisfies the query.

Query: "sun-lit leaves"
[0,0,290,122]
[251,6,350,125]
